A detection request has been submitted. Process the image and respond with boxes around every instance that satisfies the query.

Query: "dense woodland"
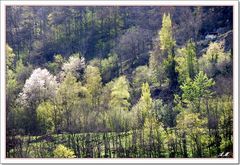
[6,6,233,158]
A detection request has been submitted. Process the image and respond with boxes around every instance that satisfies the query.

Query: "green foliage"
[53,144,76,158]
[109,76,130,111]
[176,40,198,83]
[15,60,33,86]
[132,65,156,89]
[199,42,231,76]
[6,44,15,70]
[36,101,54,134]
[163,54,179,93]
[159,13,179,94]
[56,73,83,131]
[6,69,17,95]
[57,73,82,102]
[153,99,177,128]
[6,7,233,159]
[150,12,178,90]
[176,111,208,157]
[177,111,207,134]
[140,82,152,117]
[181,71,215,106]
[149,50,166,86]
[85,65,102,100]
[54,54,64,64]
[159,13,176,53]
[48,54,64,74]
[132,82,153,127]
[101,53,119,82]
[218,96,233,151]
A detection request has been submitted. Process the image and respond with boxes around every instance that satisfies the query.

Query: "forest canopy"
[6,6,233,158]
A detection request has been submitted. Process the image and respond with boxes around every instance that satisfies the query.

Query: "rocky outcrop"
[196,30,233,57]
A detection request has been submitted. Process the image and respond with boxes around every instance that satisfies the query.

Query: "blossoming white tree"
[62,53,85,78]
[19,68,58,107]
[18,68,58,133]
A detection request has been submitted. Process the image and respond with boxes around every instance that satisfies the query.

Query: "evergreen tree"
[180,71,215,112]
[176,40,198,83]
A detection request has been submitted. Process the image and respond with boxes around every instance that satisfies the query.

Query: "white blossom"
[18,68,58,106]
[62,54,85,75]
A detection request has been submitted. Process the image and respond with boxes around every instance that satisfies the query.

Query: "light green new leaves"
[199,41,231,76]
[53,144,76,158]
[140,82,152,117]
[36,101,55,133]
[6,44,15,70]
[110,76,130,111]
[176,40,198,83]
[181,71,215,102]
[85,65,102,99]
[159,13,176,53]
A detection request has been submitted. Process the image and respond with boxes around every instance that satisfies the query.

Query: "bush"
[53,144,76,158]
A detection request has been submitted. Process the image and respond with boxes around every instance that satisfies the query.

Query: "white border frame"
[0,1,238,164]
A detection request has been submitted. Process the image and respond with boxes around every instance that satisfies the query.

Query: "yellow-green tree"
[160,13,178,95]
[56,73,83,132]
[198,41,231,76]
[176,111,208,157]
[6,44,15,70]
[36,101,55,134]
[176,40,198,83]
[109,76,130,111]
[159,13,176,53]
[149,13,177,88]
[180,71,215,112]
[132,82,153,128]
[109,76,130,132]
[84,65,102,110]
[53,144,76,158]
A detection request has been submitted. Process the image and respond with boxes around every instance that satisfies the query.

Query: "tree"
[109,76,130,111]
[176,111,208,157]
[6,44,16,70]
[132,82,153,128]
[150,13,178,96]
[198,41,231,77]
[84,65,102,110]
[160,13,179,94]
[6,44,18,112]
[18,68,58,133]
[152,99,177,128]
[180,71,215,112]
[56,73,83,132]
[53,144,76,158]
[62,53,85,79]
[47,54,64,74]
[115,26,152,73]
[132,65,156,90]
[176,40,198,83]
[108,76,130,133]
[159,13,175,53]
[149,48,166,86]
[36,101,55,134]
[140,83,152,117]
[19,68,58,107]
[100,53,119,82]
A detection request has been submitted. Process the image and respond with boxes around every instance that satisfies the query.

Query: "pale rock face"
[18,68,58,106]
[205,34,217,40]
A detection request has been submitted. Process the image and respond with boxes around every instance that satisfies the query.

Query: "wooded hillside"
[6,6,233,158]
